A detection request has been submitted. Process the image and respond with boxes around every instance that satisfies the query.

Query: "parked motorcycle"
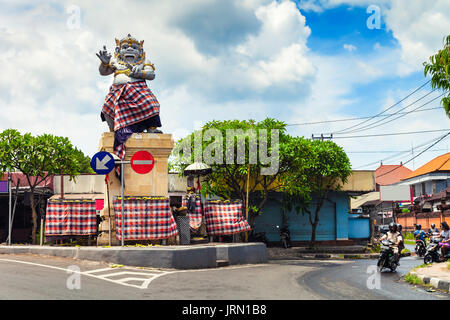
[377,240,398,272]
[414,237,427,257]
[248,229,269,247]
[276,225,291,249]
[424,235,450,264]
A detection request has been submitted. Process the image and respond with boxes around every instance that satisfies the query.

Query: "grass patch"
[404,273,424,286]
[404,239,416,245]
[411,263,429,272]
[404,232,415,240]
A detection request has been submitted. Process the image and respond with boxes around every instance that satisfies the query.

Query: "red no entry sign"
[131,151,155,174]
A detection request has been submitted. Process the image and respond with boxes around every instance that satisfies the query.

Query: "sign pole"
[121,162,125,247]
[8,173,12,246]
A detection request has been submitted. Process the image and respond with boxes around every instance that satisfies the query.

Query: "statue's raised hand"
[96,46,111,65]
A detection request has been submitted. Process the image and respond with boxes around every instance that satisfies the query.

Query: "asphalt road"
[0,252,448,300]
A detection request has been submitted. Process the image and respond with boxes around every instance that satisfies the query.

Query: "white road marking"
[0,258,268,290]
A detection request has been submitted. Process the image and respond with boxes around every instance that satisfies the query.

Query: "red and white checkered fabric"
[204,200,251,236]
[113,198,178,240]
[182,196,203,231]
[45,200,97,236]
[102,80,160,132]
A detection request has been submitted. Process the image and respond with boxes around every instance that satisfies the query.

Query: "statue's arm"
[96,46,114,76]
[130,61,155,80]
[99,63,114,76]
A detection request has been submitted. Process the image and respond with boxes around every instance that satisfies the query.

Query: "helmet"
[389,222,397,233]
[431,223,435,229]
[397,224,402,232]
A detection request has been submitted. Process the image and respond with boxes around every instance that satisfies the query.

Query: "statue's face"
[118,42,141,63]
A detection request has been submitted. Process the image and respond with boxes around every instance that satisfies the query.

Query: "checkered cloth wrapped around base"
[204,200,251,236]
[45,200,97,236]
[182,196,203,231]
[113,197,178,240]
[101,80,160,132]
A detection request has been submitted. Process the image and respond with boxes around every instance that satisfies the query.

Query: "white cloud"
[343,44,357,52]
[0,0,316,157]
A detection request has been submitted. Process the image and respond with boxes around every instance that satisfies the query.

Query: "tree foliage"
[424,35,450,117]
[172,118,287,225]
[280,138,352,244]
[172,118,352,240]
[0,129,93,243]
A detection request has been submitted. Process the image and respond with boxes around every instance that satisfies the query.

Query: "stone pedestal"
[97,132,174,246]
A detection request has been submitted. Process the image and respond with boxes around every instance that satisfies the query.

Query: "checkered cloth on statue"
[45,200,97,237]
[113,197,178,241]
[204,200,251,236]
[182,195,203,232]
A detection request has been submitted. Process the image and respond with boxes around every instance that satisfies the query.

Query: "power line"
[353,133,450,169]
[331,129,450,139]
[332,80,431,134]
[375,132,450,179]
[346,148,448,154]
[285,106,443,126]
[335,91,442,134]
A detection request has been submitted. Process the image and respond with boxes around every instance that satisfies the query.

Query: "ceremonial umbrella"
[183,162,212,192]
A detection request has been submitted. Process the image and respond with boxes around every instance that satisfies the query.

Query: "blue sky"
[0,0,449,171]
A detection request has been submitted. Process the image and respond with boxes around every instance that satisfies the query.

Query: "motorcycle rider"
[379,222,402,265]
[439,221,450,261]
[428,223,439,236]
[414,224,426,242]
[397,223,405,257]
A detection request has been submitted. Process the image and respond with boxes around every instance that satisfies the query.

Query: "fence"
[396,211,450,231]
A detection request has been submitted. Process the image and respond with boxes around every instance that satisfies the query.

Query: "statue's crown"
[115,34,144,48]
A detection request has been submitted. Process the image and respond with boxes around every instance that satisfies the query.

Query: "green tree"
[172,118,289,226]
[424,35,450,116]
[0,129,92,244]
[280,138,352,245]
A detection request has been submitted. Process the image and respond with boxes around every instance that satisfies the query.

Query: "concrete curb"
[0,243,267,270]
[409,271,450,292]
[269,252,412,261]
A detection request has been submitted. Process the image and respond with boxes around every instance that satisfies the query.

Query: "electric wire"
[334,91,443,134]
[374,132,450,179]
[285,106,442,127]
[331,129,450,139]
[353,133,450,169]
[331,80,431,134]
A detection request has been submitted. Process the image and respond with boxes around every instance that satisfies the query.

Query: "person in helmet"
[414,224,426,242]
[379,222,402,264]
[428,223,439,236]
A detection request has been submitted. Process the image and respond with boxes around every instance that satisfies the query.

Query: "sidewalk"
[409,262,450,292]
[267,245,413,260]
[268,246,380,260]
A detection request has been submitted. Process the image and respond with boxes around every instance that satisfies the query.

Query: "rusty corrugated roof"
[375,164,412,186]
[403,152,450,180]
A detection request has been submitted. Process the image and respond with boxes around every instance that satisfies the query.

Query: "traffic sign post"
[90,151,115,175]
[92,150,155,246]
[131,150,155,174]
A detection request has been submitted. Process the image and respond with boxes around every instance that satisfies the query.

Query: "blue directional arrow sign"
[90,151,115,175]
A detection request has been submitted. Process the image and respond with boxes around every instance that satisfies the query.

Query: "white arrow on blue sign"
[90,151,115,175]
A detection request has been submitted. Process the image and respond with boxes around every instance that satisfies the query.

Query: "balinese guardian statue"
[96,34,162,164]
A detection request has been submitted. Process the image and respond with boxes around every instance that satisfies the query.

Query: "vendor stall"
[113,196,178,241]
[45,199,97,237]
[204,200,251,236]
